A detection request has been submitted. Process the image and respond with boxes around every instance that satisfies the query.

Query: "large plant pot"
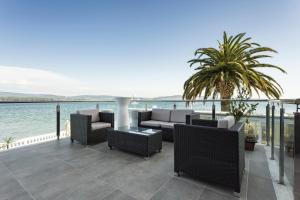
[245,141,256,151]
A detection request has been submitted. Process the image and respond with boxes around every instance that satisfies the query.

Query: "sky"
[0,0,299,98]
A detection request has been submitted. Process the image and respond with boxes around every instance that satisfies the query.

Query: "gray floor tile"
[0,174,33,200]
[0,148,41,165]
[247,175,276,200]
[4,191,34,200]
[3,153,57,178]
[19,159,75,192]
[199,188,238,200]
[65,148,107,168]
[28,170,89,200]
[0,161,11,178]
[247,145,277,200]
[80,153,136,180]
[102,190,137,200]
[54,176,115,200]
[119,172,171,200]
[0,139,279,200]
[150,177,204,200]
[249,159,270,179]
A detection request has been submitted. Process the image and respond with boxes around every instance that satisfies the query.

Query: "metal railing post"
[294,111,300,199]
[271,103,275,160]
[279,104,285,184]
[295,112,300,155]
[212,103,216,120]
[266,103,270,146]
[56,104,60,140]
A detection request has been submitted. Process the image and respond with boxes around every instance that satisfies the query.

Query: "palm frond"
[183,31,286,105]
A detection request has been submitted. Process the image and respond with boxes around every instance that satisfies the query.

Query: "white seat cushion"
[78,109,100,123]
[170,109,193,123]
[91,122,111,131]
[159,122,175,129]
[217,116,235,129]
[160,122,184,129]
[151,109,171,122]
[140,120,161,128]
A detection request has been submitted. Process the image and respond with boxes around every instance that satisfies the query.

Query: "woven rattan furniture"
[174,122,245,193]
[138,109,199,142]
[70,110,114,145]
[108,126,162,157]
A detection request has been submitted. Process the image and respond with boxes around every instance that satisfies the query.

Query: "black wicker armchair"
[70,111,114,145]
[174,122,245,193]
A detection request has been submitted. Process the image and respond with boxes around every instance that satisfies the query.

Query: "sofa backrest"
[151,109,171,122]
[191,116,235,129]
[174,122,244,161]
[217,116,235,129]
[77,109,100,123]
[170,109,194,123]
[191,119,218,127]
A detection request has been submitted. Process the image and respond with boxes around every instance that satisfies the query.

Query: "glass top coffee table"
[108,126,162,158]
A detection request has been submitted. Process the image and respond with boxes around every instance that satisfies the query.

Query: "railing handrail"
[0,98,298,104]
[0,100,115,104]
[131,99,270,103]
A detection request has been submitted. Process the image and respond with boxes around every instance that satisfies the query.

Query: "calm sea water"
[0,101,297,140]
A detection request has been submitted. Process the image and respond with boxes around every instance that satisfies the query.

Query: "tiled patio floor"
[0,139,277,200]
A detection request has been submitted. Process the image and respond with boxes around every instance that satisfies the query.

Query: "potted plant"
[229,89,258,151]
[244,120,258,151]
[3,137,14,150]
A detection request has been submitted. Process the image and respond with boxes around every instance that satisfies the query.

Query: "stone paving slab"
[0,139,277,200]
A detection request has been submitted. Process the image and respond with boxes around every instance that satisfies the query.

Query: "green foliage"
[245,122,258,143]
[229,89,258,122]
[3,137,14,149]
[245,133,258,143]
[183,31,286,110]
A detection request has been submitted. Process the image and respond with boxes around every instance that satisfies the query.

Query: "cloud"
[0,65,99,95]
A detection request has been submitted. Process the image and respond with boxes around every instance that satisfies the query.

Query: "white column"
[115,97,131,128]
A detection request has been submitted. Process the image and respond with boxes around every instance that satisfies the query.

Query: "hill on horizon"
[0,92,184,101]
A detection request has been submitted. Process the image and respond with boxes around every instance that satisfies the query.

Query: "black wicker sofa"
[174,117,245,193]
[138,109,199,141]
[70,109,114,145]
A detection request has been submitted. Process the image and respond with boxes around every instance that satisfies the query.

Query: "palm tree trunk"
[221,99,230,112]
[220,92,232,112]
[219,81,234,112]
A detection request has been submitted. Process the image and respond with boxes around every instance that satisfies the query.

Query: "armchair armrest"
[186,112,200,124]
[229,122,244,132]
[99,112,114,127]
[138,111,152,126]
[70,114,92,145]
[230,122,245,185]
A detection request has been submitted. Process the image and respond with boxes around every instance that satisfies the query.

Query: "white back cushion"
[217,116,235,129]
[78,109,100,122]
[170,109,193,123]
[151,109,171,122]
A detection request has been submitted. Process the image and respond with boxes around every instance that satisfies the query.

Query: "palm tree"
[183,32,286,111]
